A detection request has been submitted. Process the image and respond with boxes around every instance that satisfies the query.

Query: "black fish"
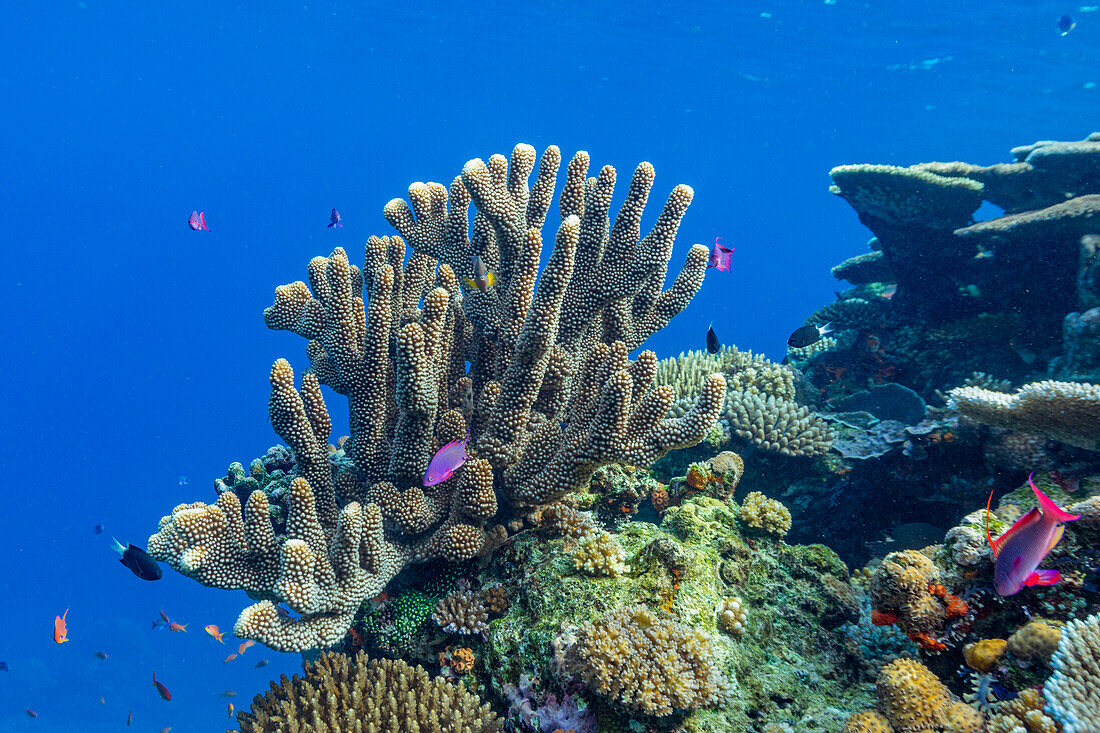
[0,661,8,671]
[706,324,720,354]
[93,524,103,535]
[112,538,162,581]
[1057,14,1076,36]
[787,322,833,348]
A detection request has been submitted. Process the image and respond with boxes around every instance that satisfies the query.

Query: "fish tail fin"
[199,212,208,230]
[485,271,495,287]
[1024,569,1061,586]
[110,537,126,555]
[1029,473,1080,523]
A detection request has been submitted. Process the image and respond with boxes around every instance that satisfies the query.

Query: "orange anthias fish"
[168,622,187,633]
[237,640,255,655]
[152,672,171,701]
[127,710,133,726]
[53,609,69,644]
[223,653,237,664]
[204,624,224,643]
[26,709,37,718]
[227,702,235,719]
[986,473,1081,596]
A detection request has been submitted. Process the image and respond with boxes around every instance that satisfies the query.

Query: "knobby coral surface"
[147,144,726,651]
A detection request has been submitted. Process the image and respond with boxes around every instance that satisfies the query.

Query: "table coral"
[147,144,726,651]
[948,381,1100,451]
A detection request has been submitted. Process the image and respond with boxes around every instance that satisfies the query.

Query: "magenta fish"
[187,210,209,231]
[423,430,470,486]
[707,236,733,271]
[985,473,1080,596]
[327,207,343,228]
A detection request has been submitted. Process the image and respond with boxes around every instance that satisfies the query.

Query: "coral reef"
[843,658,983,732]
[1044,612,1100,733]
[147,144,726,652]
[236,650,502,732]
[737,491,793,538]
[948,380,1100,451]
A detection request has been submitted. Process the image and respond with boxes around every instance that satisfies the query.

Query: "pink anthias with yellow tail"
[985,473,1080,596]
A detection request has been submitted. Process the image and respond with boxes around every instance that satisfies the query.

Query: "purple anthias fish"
[707,236,734,271]
[424,430,470,486]
[187,210,209,231]
[986,473,1080,596]
[327,207,343,228]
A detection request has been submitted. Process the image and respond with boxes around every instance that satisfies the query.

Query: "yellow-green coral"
[738,492,792,538]
[718,597,748,636]
[573,530,628,577]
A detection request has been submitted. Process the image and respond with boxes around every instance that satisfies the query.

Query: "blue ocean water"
[0,1,1095,730]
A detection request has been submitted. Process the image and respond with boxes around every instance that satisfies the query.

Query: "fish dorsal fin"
[1028,473,1081,524]
[992,507,1041,556]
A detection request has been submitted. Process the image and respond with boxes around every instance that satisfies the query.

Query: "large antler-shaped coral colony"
[147,144,725,652]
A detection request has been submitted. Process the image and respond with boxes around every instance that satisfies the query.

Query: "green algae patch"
[483,497,872,731]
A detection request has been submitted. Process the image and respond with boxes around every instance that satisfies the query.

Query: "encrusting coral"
[236,650,502,732]
[842,658,983,733]
[147,144,726,652]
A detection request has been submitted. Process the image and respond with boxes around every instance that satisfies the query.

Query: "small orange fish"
[160,728,172,733]
[53,608,69,644]
[168,622,187,633]
[223,653,237,664]
[227,702,235,719]
[221,690,237,698]
[159,609,171,623]
[237,639,255,655]
[127,711,133,726]
[204,624,224,643]
[152,672,171,701]
[99,697,105,704]
[26,709,37,718]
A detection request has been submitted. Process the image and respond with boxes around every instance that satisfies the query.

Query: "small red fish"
[986,473,1080,596]
[168,622,187,633]
[159,609,171,623]
[237,640,255,655]
[127,710,133,726]
[53,608,69,644]
[223,653,237,664]
[93,651,107,660]
[152,672,171,701]
[187,210,209,231]
[327,207,343,228]
[99,697,105,704]
[204,624,224,643]
[228,702,235,719]
[707,236,734,272]
[26,709,37,718]
[160,728,172,733]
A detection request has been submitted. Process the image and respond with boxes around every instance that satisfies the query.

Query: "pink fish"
[327,207,343,228]
[187,211,209,231]
[423,430,470,486]
[707,236,734,272]
[986,473,1080,596]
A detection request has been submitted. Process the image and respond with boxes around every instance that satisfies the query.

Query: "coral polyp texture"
[948,380,1100,451]
[843,658,983,733]
[236,650,502,732]
[564,604,730,717]
[147,144,725,652]
[1044,612,1100,733]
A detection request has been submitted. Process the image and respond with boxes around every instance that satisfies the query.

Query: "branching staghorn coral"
[148,144,725,652]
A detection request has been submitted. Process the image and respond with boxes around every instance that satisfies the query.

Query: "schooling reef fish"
[187,210,209,231]
[707,236,734,271]
[204,624,225,643]
[1057,13,1076,35]
[168,622,187,632]
[223,653,237,664]
[152,672,171,701]
[328,207,343,228]
[464,255,496,292]
[237,640,255,655]
[53,608,69,644]
[254,659,269,668]
[423,430,470,486]
[111,538,162,580]
[787,322,832,349]
[93,651,108,660]
[706,323,720,355]
[93,524,103,535]
[986,473,1080,596]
